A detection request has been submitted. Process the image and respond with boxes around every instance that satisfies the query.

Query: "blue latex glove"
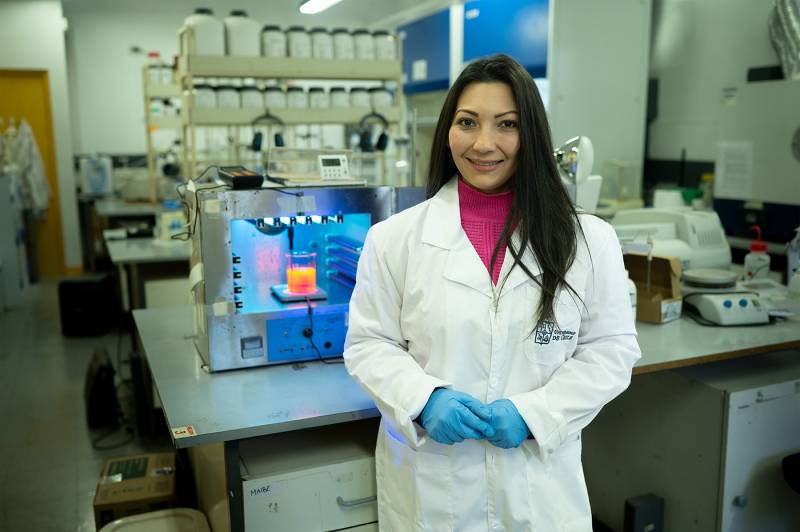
[486,399,530,449]
[419,388,495,445]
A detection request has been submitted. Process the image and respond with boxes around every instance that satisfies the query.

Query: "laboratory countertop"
[95,198,168,218]
[133,306,378,449]
[135,304,800,448]
[104,230,190,265]
[633,308,800,374]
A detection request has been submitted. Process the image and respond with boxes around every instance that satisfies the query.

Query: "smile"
[466,157,503,171]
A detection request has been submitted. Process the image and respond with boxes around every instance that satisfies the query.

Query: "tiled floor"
[0,281,169,532]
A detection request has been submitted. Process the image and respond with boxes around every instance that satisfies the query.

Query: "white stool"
[99,508,210,532]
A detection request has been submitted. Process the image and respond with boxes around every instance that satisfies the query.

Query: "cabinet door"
[320,457,378,531]
[399,9,450,94]
[463,0,548,77]
[722,381,800,532]
[243,471,327,531]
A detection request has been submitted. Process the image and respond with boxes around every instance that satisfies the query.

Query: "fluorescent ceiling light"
[299,0,344,14]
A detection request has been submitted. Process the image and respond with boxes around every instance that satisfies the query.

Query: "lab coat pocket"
[526,433,591,531]
[522,288,584,369]
[554,434,592,532]
[414,443,454,530]
[379,431,453,531]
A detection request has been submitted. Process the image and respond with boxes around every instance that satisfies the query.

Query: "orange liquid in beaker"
[286,266,317,294]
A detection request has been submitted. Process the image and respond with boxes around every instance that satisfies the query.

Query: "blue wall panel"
[463,0,549,78]
[399,9,450,94]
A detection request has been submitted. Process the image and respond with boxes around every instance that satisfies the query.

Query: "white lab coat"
[344,177,640,531]
[12,120,50,214]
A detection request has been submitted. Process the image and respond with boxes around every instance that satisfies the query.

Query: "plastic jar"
[193,84,216,108]
[332,28,354,59]
[149,98,164,116]
[146,51,163,84]
[162,98,179,117]
[224,10,260,56]
[369,87,392,108]
[352,29,375,60]
[147,64,162,85]
[261,25,286,57]
[372,30,396,60]
[286,26,311,59]
[263,86,287,109]
[184,8,225,56]
[160,65,173,85]
[308,87,330,108]
[287,87,308,108]
[350,87,370,108]
[215,85,240,108]
[330,87,348,107]
[310,27,333,59]
[239,86,264,108]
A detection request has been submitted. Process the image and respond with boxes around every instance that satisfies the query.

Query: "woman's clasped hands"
[419,388,531,448]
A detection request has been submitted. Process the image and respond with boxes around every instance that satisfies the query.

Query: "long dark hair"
[427,54,582,327]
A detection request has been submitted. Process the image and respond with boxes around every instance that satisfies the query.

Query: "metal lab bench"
[106,231,190,439]
[134,304,800,531]
[96,198,169,219]
[80,197,170,272]
[133,306,378,532]
[103,229,190,310]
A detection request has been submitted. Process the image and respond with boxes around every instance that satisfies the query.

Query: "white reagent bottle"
[744,225,770,280]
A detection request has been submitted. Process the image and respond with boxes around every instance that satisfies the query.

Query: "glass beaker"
[286,252,317,294]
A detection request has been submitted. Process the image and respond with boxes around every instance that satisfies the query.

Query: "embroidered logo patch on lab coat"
[534,321,576,344]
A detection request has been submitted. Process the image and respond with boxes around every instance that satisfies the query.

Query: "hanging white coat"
[344,177,641,532]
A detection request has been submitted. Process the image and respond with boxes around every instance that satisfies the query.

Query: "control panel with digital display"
[317,154,349,180]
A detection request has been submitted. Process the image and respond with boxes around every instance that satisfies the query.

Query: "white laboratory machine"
[190,184,425,371]
[679,269,771,326]
[583,350,800,532]
[683,293,770,326]
[612,208,732,272]
[554,136,603,214]
[715,79,800,207]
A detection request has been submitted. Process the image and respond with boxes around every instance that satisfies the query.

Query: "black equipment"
[358,111,389,152]
[624,493,664,532]
[84,348,121,429]
[251,111,286,151]
[58,273,118,337]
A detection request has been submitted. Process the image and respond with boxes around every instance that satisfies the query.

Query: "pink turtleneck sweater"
[458,178,513,285]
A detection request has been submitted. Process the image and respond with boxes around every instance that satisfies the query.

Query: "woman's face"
[448,82,520,194]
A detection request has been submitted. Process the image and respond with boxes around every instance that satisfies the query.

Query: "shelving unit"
[186,106,402,126]
[142,66,182,202]
[176,27,408,183]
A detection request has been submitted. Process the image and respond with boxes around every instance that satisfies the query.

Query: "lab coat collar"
[422,178,542,298]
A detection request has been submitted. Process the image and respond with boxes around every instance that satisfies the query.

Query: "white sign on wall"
[714,141,753,199]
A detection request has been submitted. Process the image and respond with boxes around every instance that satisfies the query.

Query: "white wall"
[547,0,652,192]
[649,0,779,161]
[62,0,417,155]
[0,0,81,269]
[66,9,183,154]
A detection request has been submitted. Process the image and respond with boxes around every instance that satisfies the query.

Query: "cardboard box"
[624,253,683,324]
[93,452,176,530]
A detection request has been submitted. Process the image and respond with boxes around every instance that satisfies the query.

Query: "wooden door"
[0,69,66,277]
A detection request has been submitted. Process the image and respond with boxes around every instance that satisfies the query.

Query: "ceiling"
[60,0,458,28]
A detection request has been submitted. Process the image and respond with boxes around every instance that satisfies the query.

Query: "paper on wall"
[412,59,428,81]
[714,141,753,199]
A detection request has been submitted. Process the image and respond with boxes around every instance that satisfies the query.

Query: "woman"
[344,54,640,531]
